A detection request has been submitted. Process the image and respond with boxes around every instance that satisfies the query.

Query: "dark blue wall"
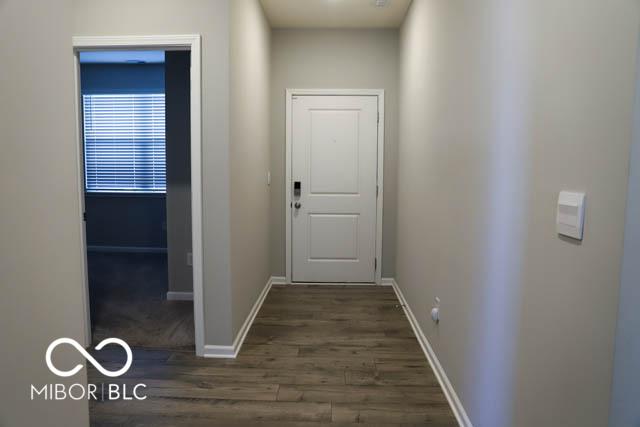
[85,194,167,249]
[81,63,165,94]
[81,63,167,250]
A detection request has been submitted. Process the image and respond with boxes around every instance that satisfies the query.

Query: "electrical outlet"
[431,297,441,323]
[187,252,193,266]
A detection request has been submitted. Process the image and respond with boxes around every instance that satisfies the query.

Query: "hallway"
[3,1,639,426]
[89,285,457,425]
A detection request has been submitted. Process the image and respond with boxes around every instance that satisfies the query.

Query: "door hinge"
[377,112,380,124]
[376,185,379,197]
[374,258,377,271]
[83,212,87,222]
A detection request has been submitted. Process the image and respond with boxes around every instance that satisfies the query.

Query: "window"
[83,93,166,193]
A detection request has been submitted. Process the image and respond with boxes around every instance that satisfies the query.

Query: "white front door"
[291,95,378,283]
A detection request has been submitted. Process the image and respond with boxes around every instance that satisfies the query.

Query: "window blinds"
[83,93,166,193]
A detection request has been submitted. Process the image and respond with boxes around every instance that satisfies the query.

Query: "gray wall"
[165,51,193,293]
[397,1,639,426]
[73,0,234,345]
[0,0,89,425]
[230,0,272,337]
[610,33,640,427]
[270,29,399,277]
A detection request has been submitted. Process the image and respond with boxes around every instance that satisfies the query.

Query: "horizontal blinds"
[83,93,166,193]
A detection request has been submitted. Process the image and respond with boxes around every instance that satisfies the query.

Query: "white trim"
[72,35,198,50]
[270,276,287,285]
[72,34,205,357]
[290,282,381,286]
[286,88,387,96]
[203,276,275,358]
[381,277,395,286]
[202,344,236,358]
[285,89,385,285]
[166,291,194,301]
[389,279,472,427]
[87,245,167,254]
[375,91,385,285]
[188,35,205,357]
[73,53,91,348]
[285,90,293,283]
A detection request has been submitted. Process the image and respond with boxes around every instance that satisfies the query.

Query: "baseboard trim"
[166,291,193,301]
[270,276,287,285]
[290,282,376,286]
[203,275,275,359]
[280,276,389,286]
[87,245,167,254]
[389,279,472,427]
[381,277,395,286]
[202,344,236,358]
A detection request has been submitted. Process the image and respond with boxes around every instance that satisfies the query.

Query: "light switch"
[557,191,585,240]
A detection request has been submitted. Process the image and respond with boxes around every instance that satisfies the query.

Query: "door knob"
[294,202,302,209]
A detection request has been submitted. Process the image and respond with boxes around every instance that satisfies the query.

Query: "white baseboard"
[202,344,236,358]
[166,291,193,301]
[389,279,472,427]
[277,276,391,286]
[381,277,395,286]
[87,245,167,254]
[270,276,287,285]
[203,275,275,358]
[290,282,377,286]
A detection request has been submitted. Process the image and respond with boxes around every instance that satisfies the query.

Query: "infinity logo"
[45,338,132,378]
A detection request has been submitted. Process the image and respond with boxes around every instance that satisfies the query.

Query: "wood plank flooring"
[89,285,457,426]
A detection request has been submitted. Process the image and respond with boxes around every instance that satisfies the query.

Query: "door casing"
[285,89,385,285]
[72,35,206,356]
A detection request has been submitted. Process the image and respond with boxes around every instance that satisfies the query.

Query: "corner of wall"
[609,28,640,427]
[229,0,273,339]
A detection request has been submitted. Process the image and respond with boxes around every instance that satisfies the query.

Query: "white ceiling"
[260,0,412,29]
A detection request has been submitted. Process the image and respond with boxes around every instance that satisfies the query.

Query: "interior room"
[79,50,195,350]
[1,0,639,426]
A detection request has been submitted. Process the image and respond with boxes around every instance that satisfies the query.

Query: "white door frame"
[72,35,205,356]
[285,89,385,285]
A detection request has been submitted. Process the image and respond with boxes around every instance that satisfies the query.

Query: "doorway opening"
[73,36,205,356]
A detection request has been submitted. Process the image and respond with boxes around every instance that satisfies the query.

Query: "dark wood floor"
[89,285,457,426]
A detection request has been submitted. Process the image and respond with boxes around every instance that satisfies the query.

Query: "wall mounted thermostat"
[557,191,586,240]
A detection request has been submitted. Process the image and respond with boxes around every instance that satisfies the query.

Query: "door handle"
[294,202,302,209]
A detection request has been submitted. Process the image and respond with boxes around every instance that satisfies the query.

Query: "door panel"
[308,214,359,260]
[310,110,360,194]
[291,95,378,283]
